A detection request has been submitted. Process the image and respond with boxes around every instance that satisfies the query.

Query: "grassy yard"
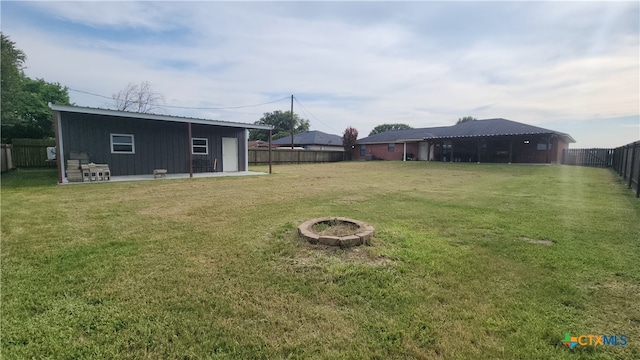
[1,162,639,359]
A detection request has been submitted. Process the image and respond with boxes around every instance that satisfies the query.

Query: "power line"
[163,96,290,110]
[67,87,289,110]
[68,88,113,100]
[293,96,341,133]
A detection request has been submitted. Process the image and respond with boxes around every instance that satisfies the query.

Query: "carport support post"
[403,142,406,161]
[268,129,272,174]
[188,122,193,178]
[290,95,294,149]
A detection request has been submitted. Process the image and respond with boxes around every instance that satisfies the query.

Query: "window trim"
[110,133,135,154]
[192,137,209,155]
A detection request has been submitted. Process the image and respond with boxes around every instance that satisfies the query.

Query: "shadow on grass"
[1,168,57,188]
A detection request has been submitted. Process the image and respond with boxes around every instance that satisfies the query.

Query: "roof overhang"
[358,132,576,144]
[430,133,577,143]
[49,103,273,130]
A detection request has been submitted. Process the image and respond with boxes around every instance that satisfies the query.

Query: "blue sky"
[2,1,638,147]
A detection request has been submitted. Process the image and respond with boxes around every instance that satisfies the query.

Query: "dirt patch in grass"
[520,237,554,246]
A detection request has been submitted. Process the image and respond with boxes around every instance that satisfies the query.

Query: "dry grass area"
[1,162,639,359]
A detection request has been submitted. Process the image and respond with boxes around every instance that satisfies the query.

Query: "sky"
[1,1,638,148]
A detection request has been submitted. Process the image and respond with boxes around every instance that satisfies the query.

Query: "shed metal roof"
[271,130,343,146]
[357,118,575,144]
[49,104,274,130]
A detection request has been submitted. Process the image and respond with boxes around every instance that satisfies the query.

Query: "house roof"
[271,130,343,146]
[357,118,575,144]
[248,140,276,148]
[49,104,274,130]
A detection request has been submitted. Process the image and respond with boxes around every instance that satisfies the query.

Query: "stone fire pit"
[298,217,375,248]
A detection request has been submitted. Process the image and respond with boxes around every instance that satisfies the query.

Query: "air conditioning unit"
[46,146,57,160]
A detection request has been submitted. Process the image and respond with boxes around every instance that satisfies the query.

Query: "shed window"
[110,134,135,154]
[360,145,366,156]
[537,143,549,150]
[388,143,395,152]
[192,138,208,155]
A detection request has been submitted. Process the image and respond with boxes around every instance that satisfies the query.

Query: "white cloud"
[2,1,638,146]
[24,1,180,31]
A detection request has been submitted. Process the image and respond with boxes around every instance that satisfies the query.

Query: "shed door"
[222,137,238,172]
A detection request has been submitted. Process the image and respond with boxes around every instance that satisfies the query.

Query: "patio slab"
[61,171,267,184]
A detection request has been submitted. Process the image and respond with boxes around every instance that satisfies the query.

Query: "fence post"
[622,145,628,180]
[628,145,635,189]
[636,143,640,198]
[1,144,14,172]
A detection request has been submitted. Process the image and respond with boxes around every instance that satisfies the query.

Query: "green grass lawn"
[2,162,639,359]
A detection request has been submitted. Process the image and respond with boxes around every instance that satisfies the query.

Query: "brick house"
[354,118,575,164]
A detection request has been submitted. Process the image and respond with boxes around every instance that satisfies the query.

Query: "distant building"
[271,130,344,151]
[354,118,575,163]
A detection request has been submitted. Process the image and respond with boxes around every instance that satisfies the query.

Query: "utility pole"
[290,95,295,149]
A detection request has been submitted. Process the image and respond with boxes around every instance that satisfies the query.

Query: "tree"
[1,34,71,140]
[368,123,413,136]
[249,110,310,141]
[457,116,477,124]
[2,78,71,139]
[1,33,27,127]
[23,78,70,137]
[112,81,165,113]
[342,126,358,160]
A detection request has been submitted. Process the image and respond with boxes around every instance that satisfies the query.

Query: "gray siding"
[191,124,247,172]
[61,113,247,176]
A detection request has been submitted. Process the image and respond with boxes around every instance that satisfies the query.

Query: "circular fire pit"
[298,217,375,248]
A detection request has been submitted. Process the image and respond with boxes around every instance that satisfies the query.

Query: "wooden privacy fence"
[611,141,640,198]
[249,149,344,164]
[2,142,344,170]
[6,138,56,168]
[562,148,614,167]
[563,141,640,197]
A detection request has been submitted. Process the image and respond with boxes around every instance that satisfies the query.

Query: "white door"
[222,137,238,172]
[419,142,428,160]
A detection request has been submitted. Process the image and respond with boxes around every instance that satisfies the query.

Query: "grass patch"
[2,163,639,359]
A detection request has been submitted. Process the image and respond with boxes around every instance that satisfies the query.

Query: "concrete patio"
[62,171,267,184]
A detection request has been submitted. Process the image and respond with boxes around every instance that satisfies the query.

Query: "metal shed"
[50,104,273,184]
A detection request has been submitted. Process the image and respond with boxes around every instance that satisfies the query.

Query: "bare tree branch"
[112,81,165,113]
